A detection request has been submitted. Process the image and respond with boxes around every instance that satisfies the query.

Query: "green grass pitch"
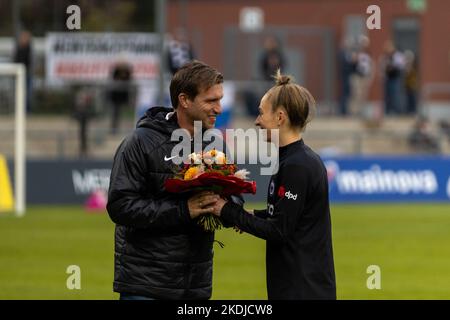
[0,203,449,299]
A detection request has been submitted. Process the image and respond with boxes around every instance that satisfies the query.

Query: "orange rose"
[184,166,202,180]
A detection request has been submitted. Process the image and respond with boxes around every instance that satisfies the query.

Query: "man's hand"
[188,191,220,219]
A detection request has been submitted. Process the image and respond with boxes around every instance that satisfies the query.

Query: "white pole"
[0,63,26,216]
[15,64,26,216]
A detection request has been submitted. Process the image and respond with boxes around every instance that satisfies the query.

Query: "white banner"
[46,32,160,83]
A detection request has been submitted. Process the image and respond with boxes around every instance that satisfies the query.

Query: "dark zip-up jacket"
[107,107,233,299]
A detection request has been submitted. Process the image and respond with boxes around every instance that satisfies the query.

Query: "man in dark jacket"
[107,61,231,300]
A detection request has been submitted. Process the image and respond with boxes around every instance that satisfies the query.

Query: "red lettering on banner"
[54,61,158,79]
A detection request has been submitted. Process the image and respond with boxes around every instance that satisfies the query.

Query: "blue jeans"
[120,293,155,300]
[384,78,402,115]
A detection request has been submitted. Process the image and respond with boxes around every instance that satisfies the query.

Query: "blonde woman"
[209,71,336,300]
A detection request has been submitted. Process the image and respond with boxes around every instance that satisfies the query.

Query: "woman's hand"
[210,197,228,217]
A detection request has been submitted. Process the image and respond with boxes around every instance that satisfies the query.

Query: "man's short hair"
[170,60,223,108]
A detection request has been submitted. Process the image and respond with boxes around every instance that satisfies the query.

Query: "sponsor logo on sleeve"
[278,185,298,200]
[284,190,298,200]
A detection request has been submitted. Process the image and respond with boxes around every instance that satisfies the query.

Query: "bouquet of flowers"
[164,149,256,232]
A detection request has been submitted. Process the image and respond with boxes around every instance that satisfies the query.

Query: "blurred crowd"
[338,35,419,118]
[238,35,420,122]
[10,31,422,122]
[6,29,449,156]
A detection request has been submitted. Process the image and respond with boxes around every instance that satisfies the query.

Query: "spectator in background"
[167,28,195,75]
[108,60,133,135]
[338,37,357,116]
[408,116,440,153]
[404,50,419,115]
[439,120,450,143]
[260,36,286,81]
[381,40,405,115]
[73,86,96,158]
[348,35,373,117]
[13,30,33,113]
[239,35,288,118]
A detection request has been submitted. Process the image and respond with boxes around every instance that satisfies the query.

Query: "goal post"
[0,63,26,217]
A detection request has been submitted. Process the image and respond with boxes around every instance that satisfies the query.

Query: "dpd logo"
[278,186,297,200]
[285,190,298,200]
